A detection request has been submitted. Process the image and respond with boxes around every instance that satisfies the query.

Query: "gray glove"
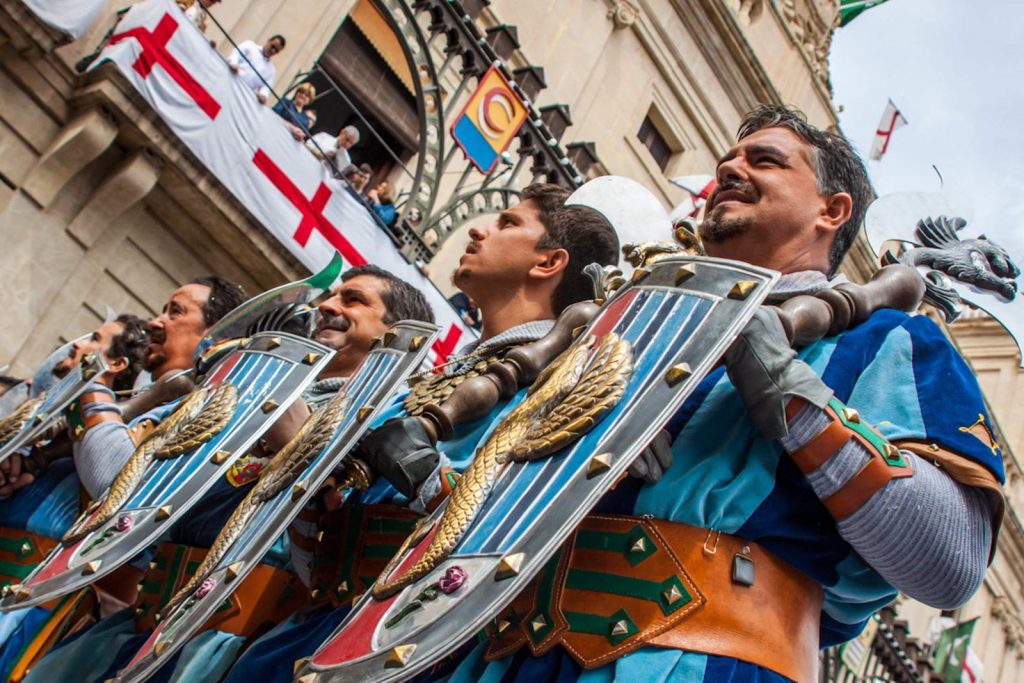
[354,416,440,498]
[628,430,673,483]
[723,307,833,441]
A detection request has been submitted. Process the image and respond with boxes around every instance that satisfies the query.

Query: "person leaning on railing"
[227,34,285,105]
[273,82,316,141]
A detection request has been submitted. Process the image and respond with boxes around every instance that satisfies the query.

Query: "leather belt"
[309,504,421,607]
[485,515,822,683]
[133,542,304,637]
[0,526,58,588]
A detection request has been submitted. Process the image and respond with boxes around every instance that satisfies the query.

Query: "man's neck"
[475,290,556,343]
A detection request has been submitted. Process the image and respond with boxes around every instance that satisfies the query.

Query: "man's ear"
[818,192,853,236]
[529,247,570,282]
[106,355,128,376]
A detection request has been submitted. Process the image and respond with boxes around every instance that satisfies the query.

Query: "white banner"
[21,0,106,39]
[94,0,474,361]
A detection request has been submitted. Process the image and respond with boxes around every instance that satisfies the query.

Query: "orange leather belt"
[0,526,58,589]
[133,542,304,637]
[486,515,822,683]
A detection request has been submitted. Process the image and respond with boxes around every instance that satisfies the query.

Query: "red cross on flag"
[869,99,908,161]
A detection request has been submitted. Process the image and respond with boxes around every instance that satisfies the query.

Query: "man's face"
[264,37,284,58]
[452,199,552,295]
[337,130,356,149]
[314,275,392,378]
[53,321,125,379]
[699,127,829,270]
[145,284,211,378]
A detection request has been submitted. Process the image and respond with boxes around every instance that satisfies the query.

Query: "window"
[637,116,672,171]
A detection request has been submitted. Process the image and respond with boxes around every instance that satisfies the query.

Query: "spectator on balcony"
[228,34,285,105]
[178,0,220,38]
[366,180,397,227]
[307,125,359,168]
[342,163,373,197]
[273,83,316,141]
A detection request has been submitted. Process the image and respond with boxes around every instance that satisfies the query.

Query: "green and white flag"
[932,618,980,682]
[840,0,891,26]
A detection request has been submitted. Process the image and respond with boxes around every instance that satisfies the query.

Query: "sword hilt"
[774,264,925,348]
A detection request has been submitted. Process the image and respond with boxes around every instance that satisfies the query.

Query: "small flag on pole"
[839,0,891,27]
[869,99,907,161]
[932,617,980,682]
[669,175,717,219]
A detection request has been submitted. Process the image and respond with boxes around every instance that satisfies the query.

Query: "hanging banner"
[20,0,106,39]
[93,0,473,362]
[451,65,529,174]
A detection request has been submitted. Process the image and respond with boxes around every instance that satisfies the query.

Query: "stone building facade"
[0,0,1020,679]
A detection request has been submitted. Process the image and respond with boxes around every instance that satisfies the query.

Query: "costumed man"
[0,314,149,680]
[439,105,1004,683]
[13,276,247,683]
[21,267,435,683]
[220,184,622,683]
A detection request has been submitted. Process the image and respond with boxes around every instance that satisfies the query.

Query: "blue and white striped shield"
[297,255,778,682]
[0,332,332,609]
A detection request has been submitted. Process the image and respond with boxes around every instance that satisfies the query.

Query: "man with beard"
[0,314,148,681]
[439,105,1002,683]
[22,266,435,683]
[219,184,621,683]
[2,277,245,682]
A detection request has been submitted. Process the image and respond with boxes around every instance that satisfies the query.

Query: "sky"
[830,0,1024,257]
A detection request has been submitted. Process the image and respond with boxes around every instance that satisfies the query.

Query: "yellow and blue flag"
[451,66,528,174]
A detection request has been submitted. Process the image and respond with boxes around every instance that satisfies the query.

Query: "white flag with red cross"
[869,99,908,161]
[669,174,717,219]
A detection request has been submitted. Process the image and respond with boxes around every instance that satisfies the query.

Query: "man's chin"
[142,351,165,373]
[698,215,750,244]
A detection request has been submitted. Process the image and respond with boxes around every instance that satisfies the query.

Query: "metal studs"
[357,407,373,423]
[587,453,612,478]
[662,585,684,605]
[292,483,307,501]
[336,580,349,593]
[20,541,31,554]
[885,444,901,459]
[675,264,697,285]
[224,562,242,582]
[82,560,102,575]
[929,443,940,452]
[309,588,320,600]
[155,506,172,521]
[74,424,85,438]
[135,607,145,617]
[13,586,31,602]
[727,281,757,300]
[301,353,322,365]
[495,553,525,580]
[841,407,861,424]
[630,268,651,285]
[316,530,324,542]
[154,640,170,656]
[409,336,426,351]
[382,331,398,347]
[530,615,548,633]
[385,644,416,668]
[610,619,630,636]
[629,538,647,554]
[0,585,9,597]
[82,368,97,380]
[496,619,511,634]
[266,337,282,350]
[210,450,231,465]
[293,658,309,675]
[261,400,279,414]
[296,674,317,683]
[571,325,586,339]
[665,363,693,386]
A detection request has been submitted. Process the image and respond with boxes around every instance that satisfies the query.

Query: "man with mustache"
[3,277,245,681]
[439,106,1003,683]
[220,184,621,683]
[21,266,436,683]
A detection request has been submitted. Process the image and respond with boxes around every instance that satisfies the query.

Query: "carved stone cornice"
[0,0,67,58]
[70,64,303,286]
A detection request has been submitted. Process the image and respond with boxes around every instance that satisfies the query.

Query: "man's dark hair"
[523,183,620,314]
[737,104,871,276]
[108,314,149,393]
[358,163,373,174]
[269,34,286,47]
[190,276,248,327]
[340,265,435,325]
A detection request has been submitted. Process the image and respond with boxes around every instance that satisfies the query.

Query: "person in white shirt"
[306,125,360,169]
[227,34,285,104]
